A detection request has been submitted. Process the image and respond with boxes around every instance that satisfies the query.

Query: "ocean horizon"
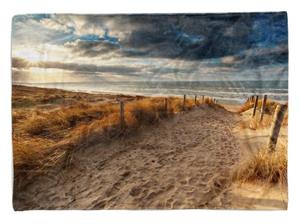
[15,80,288,104]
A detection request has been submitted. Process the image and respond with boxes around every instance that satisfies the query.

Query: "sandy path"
[14,105,241,210]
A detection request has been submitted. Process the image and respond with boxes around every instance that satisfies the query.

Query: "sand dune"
[227,108,288,210]
[14,105,241,210]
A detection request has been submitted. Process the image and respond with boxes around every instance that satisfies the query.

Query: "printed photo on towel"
[11,12,288,210]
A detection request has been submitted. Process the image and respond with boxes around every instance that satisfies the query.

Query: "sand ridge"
[14,105,241,210]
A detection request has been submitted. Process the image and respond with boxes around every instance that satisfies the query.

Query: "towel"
[12,12,288,210]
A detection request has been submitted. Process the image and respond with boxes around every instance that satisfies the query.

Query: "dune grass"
[23,103,118,137]
[233,98,288,186]
[232,144,287,186]
[239,97,279,114]
[238,98,288,130]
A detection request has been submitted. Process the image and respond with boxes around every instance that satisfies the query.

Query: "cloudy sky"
[12,13,288,83]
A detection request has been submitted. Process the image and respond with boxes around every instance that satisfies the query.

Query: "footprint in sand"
[129,186,142,197]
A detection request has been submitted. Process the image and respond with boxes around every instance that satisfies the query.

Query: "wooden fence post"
[268,104,288,151]
[164,98,168,112]
[202,95,205,104]
[194,95,197,106]
[260,95,268,122]
[252,95,259,117]
[183,94,186,110]
[120,101,125,129]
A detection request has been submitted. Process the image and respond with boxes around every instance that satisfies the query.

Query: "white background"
[0,0,299,223]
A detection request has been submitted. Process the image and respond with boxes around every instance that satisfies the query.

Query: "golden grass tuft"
[23,103,118,137]
[239,98,278,114]
[238,98,288,130]
[232,144,287,185]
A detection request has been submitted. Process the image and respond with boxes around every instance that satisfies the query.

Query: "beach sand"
[12,85,287,210]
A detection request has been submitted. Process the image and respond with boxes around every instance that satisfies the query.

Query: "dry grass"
[23,103,118,137]
[238,98,288,130]
[232,144,287,186]
[239,98,278,114]
[239,113,274,130]
[13,85,219,191]
[233,97,288,186]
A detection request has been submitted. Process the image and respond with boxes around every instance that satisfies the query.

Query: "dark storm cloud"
[119,13,288,62]
[235,44,288,67]
[213,44,288,69]
[11,57,141,74]
[65,39,120,57]
[63,12,287,68]
[63,30,122,57]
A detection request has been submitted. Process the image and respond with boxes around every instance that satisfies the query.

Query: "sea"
[17,80,288,105]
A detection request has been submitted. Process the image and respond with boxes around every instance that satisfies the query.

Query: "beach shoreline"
[13,80,288,105]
